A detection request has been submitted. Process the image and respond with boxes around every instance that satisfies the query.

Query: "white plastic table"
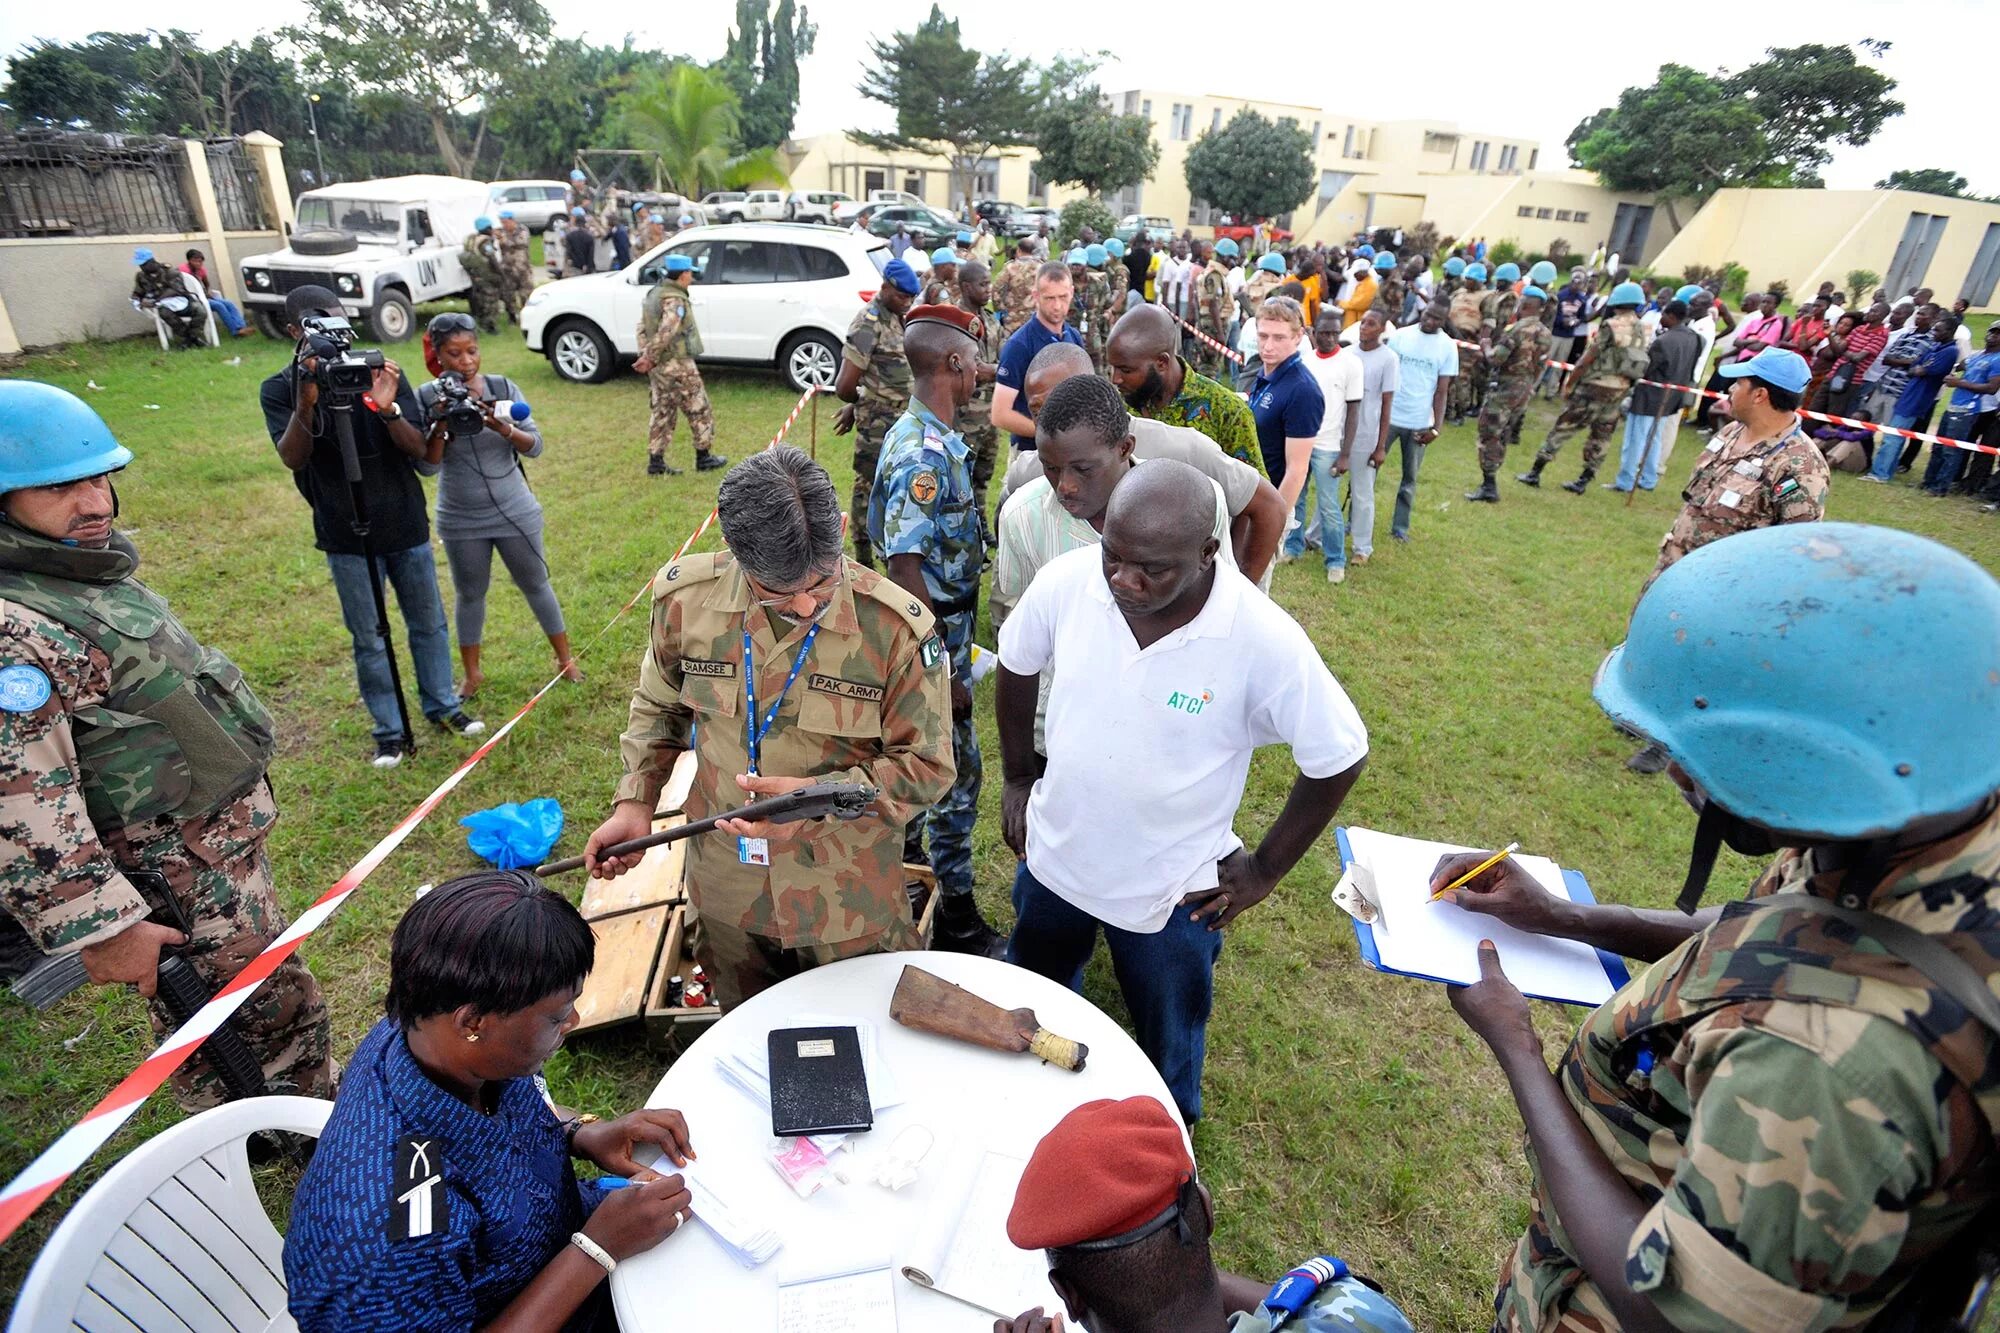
[608,950,1185,1331]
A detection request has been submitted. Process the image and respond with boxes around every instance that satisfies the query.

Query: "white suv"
[520,223,893,392]
[486,180,573,230]
[786,190,854,224]
[703,190,786,223]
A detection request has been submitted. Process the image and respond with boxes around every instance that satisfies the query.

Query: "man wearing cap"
[953,259,1006,533]
[997,460,1368,1120]
[1520,281,1651,493]
[992,262,1086,458]
[999,1096,1415,1333]
[869,304,1008,956]
[493,211,533,320]
[924,247,961,307]
[835,258,921,567]
[635,254,727,478]
[1445,264,1488,423]
[0,381,334,1109]
[130,248,206,347]
[461,217,507,334]
[1466,286,1553,502]
[1108,306,1263,475]
[1196,240,1238,379]
[1430,521,1997,1332]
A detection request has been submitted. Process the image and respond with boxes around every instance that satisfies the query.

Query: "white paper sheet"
[1342,827,1617,1006]
[899,1149,1059,1320]
[776,1257,896,1332]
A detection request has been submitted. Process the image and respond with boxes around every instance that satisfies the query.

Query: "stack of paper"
[681,1168,782,1268]
[717,1015,903,1116]
[777,1253,896,1332]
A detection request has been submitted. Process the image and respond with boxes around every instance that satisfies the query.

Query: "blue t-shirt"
[1894,337,1963,419]
[285,1019,606,1333]
[1949,349,2000,412]
[1385,326,1461,430]
[1248,351,1325,483]
[995,318,1085,450]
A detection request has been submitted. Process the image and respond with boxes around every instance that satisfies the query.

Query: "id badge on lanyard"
[739,623,819,866]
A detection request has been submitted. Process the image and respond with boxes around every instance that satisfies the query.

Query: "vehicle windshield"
[297,198,403,239]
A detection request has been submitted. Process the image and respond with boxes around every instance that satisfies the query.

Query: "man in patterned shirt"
[1107,304,1264,474]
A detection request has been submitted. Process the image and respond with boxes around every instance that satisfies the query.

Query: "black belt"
[933,591,979,619]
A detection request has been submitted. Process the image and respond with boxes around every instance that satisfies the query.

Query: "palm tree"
[611,64,789,197]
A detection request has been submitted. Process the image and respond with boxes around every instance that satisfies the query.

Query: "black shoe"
[647,455,677,476]
[1562,469,1596,494]
[932,892,1006,959]
[1626,742,1669,775]
[695,452,729,472]
[434,710,487,738]
[371,738,406,769]
[1466,474,1500,502]
[1516,460,1546,486]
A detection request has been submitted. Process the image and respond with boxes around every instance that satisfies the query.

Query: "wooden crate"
[569,905,670,1035]
[577,825,686,918]
[642,902,718,1044]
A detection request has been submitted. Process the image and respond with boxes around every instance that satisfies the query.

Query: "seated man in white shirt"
[996,460,1369,1124]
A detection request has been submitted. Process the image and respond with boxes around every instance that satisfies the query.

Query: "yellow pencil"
[1430,842,1520,902]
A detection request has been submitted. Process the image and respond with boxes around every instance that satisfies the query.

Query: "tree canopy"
[1727,42,1902,185]
[721,0,816,151]
[1032,79,1158,197]
[1183,110,1314,222]
[610,64,788,198]
[1876,168,1970,197]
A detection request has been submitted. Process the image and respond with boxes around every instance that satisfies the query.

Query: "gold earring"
[466,1032,480,1043]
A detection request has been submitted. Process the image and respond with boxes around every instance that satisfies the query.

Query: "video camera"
[298,313,385,399]
[429,372,486,439]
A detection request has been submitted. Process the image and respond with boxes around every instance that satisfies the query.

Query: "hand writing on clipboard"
[1428,852,1545,1062]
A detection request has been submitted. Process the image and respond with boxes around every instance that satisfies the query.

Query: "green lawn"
[5,320,2000,1325]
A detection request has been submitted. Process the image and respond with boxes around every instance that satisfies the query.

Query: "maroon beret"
[905,303,978,340]
[1006,1097,1192,1250]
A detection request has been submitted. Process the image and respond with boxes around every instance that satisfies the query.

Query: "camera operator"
[417,312,578,699]
[261,286,484,769]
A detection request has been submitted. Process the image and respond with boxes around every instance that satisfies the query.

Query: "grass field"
[4,314,1999,1326]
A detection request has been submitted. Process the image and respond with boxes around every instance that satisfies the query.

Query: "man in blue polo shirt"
[991,260,1084,455]
[1246,293,1324,529]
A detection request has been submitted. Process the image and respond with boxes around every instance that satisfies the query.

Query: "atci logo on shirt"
[1165,689,1212,715]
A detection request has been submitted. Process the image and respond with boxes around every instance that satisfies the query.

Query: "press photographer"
[261,285,484,769]
[417,311,578,698]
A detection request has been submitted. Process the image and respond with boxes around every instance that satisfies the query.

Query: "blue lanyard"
[742,623,819,776]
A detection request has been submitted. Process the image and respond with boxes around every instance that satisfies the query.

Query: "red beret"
[1006,1097,1192,1250]
[904,303,977,340]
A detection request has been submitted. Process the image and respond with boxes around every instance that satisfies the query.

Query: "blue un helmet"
[1085,243,1109,266]
[1608,280,1646,308]
[1105,237,1127,258]
[474,216,493,232]
[1595,523,2000,910]
[1493,261,1521,283]
[931,246,957,266]
[1356,244,1375,259]
[1674,283,1705,304]
[1213,237,1240,258]
[498,208,515,220]
[1519,285,1547,302]
[1528,260,1558,287]
[1443,256,1466,277]
[1257,252,1286,274]
[0,381,135,494]
[956,229,974,245]
[1067,248,1088,266]
[1464,263,1488,282]
[1372,251,1396,271]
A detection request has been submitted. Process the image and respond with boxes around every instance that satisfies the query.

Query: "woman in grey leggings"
[419,313,578,696]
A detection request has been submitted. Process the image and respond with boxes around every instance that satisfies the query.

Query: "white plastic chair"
[151,271,220,350]
[10,1094,334,1333]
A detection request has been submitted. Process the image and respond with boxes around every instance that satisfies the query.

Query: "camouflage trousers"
[691,904,920,1011]
[499,263,532,320]
[1449,337,1484,419]
[1195,324,1230,380]
[912,607,981,899]
[649,358,715,460]
[1476,381,1536,472]
[1535,383,1627,472]
[466,276,509,333]
[849,403,899,566]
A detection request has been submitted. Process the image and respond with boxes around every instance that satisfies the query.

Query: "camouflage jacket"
[615,551,954,949]
[1489,316,1555,390]
[1479,286,1519,335]
[1198,261,1232,335]
[461,232,500,280]
[640,282,701,362]
[842,299,911,419]
[1498,804,2000,1331]
[131,264,186,306]
[1241,270,1283,319]
[959,299,1004,422]
[1372,272,1407,320]
[993,257,1040,330]
[1448,287,1486,336]
[1649,416,1828,585]
[867,398,984,609]
[923,275,960,308]
[1084,271,1117,345]
[495,224,531,274]
[1581,311,1648,389]
[0,526,277,954]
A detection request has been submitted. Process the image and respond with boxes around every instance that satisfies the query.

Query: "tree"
[284,0,552,176]
[3,34,158,129]
[1876,168,1969,198]
[1183,110,1314,222]
[1728,42,1901,183]
[489,39,653,178]
[1057,197,1116,247]
[854,5,1040,209]
[610,64,788,197]
[721,0,817,151]
[1567,65,1766,229]
[1033,85,1158,197]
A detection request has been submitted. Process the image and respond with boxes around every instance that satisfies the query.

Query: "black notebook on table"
[767,1025,873,1137]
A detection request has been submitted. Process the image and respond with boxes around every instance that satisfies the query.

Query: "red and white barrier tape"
[0,385,819,1248]
[1176,315,1246,366]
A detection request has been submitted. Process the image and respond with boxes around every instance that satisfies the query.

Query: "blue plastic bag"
[461,798,565,869]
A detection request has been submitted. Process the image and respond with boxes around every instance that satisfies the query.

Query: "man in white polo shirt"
[995,460,1369,1123]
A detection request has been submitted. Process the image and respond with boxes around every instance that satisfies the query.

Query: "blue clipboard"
[1335,827,1631,1005]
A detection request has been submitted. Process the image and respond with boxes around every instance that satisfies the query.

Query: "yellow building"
[782,133,1072,215]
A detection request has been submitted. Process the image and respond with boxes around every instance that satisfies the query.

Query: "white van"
[486,179,572,230]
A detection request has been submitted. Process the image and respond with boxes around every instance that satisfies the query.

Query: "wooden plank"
[656,749,697,817]
[578,825,686,919]
[907,862,939,948]
[642,904,691,1027]
[570,906,669,1035]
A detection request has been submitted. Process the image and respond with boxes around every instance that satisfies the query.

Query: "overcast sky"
[3,0,1991,195]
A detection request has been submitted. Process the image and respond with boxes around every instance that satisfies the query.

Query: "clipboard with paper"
[1332,826,1630,1007]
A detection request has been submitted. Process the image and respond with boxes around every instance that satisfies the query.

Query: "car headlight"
[248,269,271,290]
[524,286,548,307]
[336,273,360,295]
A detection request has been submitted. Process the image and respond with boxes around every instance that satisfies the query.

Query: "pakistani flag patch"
[921,634,943,670]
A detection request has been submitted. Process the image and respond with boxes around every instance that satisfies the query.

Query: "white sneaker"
[1327,567,1346,584]
[372,740,406,768]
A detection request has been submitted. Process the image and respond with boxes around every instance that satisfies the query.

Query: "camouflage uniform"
[0,526,333,1110]
[1372,271,1408,323]
[1476,315,1555,472]
[1645,416,1829,589]
[132,263,205,346]
[636,218,667,254]
[638,280,715,466]
[993,256,1041,339]
[460,231,507,333]
[867,399,984,907]
[842,297,912,567]
[1534,312,1647,472]
[1447,287,1487,420]
[956,295,1006,530]
[494,221,533,320]
[1196,260,1232,379]
[1085,269,1117,375]
[1230,1261,1414,1332]
[614,550,953,1010]
[1494,805,2000,1331]
[923,275,960,308]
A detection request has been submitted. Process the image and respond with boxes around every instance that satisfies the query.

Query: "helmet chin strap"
[1681,801,1906,915]
[1677,803,1728,914]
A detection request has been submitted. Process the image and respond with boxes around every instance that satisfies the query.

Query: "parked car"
[973,199,1020,227]
[786,190,854,224]
[1211,216,1293,245]
[1114,214,1177,245]
[866,204,960,250]
[833,189,926,225]
[702,189,785,223]
[241,174,489,342]
[1014,205,1060,238]
[520,223,890,392]
[625,192,709,227]
[486,179,573,231]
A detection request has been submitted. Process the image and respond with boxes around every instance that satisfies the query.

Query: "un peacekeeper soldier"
[954,259,1006,534]
[994,240,1043,339]
[870,304,1009,957]
[1435,520,2000,1333]
[1446,263,1488,423]
[1084,244,1118,377]
[1520,280,1649,493]
[0,382,333,1109]
[493,209,533,321]
[997,1097,1414,1333]
[1066,249,1092,336]
[460,217,507,334]
[1368,251,1404,322]
[834,256,921,568]
[923,246,961,307]
[1196,239,1236,379]
[1482,261,1522,341]
[1465,286,1554,502]
[1437,254,1466,303]
[584,447,955,1008]
[635,254,728,477]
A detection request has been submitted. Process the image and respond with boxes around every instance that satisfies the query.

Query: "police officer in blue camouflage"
[868,304,1006,956]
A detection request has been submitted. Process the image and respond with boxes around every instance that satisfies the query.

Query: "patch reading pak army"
[908,470,940,504]
[681,658,736,679]
[920,635,944,670]
[390,1136,448,1242]
[808,673,885,702]
[0,665,51,713]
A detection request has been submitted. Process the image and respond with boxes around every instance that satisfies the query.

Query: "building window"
[1574,211,1589,223]
[904,174,922,199]
[1498,145,1518,172]
[1172,103,1195,141]
[1536,207,1553,219]
[1124,91,1138,114]
[1211,107,1223,133]
[864,169,885,195]
[1422,131,1457,154]
[1141,99,1151,119]
[1311,120,1322,142]
[1529,148,1539,170]
[1517,205,1534,217]
[1027,164,1049,204]
[1320,171,1354,203]
[973,157,999,201]
[1469,141,1490,171]
[1555,209,1572,221]
[1343,124,1356,157]
[1189,196,1213,226]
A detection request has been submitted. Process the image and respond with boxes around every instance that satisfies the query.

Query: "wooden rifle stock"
[889,964,1087,1072]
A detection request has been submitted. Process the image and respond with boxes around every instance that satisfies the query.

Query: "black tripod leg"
[366,550,417,753]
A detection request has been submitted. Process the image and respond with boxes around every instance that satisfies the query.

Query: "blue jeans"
[326,544,462,742]
[1007,862,1223,1122]
[1920,409,1980,492]
[1871,410,1924,480]
[1387,426,1427,539]
[1283,450,1352,567]
[1615,413,1673,491]
[206,296,246,335]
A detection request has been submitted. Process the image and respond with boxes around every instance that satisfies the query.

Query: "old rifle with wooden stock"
[535,781,877,876]
[889,964,1089,1071]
